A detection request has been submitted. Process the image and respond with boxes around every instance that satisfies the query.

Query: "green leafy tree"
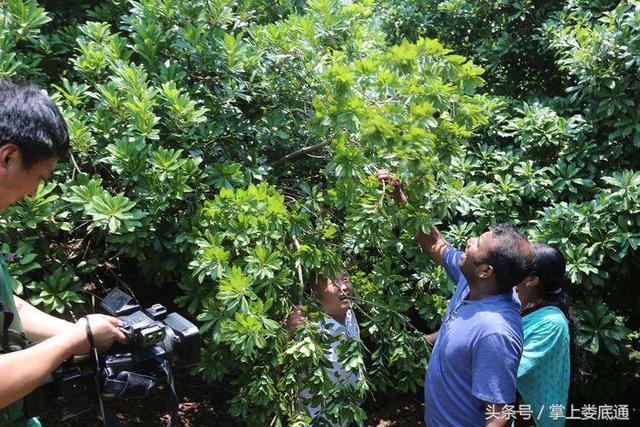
[1,0,638,423]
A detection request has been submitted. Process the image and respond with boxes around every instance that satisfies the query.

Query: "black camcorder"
[23,288,200,425]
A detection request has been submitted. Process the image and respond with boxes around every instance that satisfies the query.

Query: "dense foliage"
[1,0,638,424]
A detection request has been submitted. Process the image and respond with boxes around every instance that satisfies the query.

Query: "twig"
[379,178,386,207]
[291,235,304,305]
[82,234,93,260]
[271,141,330,167]
[327,279,423,351]
[71,220,92,233]
[347,294,426,337]
[69,152,82,180]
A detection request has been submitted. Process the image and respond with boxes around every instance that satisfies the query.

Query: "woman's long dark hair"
[524,243,583,386]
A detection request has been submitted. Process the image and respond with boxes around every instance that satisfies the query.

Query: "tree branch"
[291,235,305,305]
[271,141,330,167]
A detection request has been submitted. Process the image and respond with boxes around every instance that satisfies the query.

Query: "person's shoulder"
[538,305,566,320]
[473,330,523,356]
[526,306,568,332]
[344,309,360,338]
[476,308,522,329]
[444,246,462,255]
[482,292,522,321]
[473,305,523,342]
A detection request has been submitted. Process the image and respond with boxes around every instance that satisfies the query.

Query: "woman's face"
[315,273,352,319]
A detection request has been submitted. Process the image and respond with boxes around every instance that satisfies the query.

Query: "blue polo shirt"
[424,247,523,426]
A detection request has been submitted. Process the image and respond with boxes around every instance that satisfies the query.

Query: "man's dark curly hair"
[478,223,534,293]
[0,79,69,169]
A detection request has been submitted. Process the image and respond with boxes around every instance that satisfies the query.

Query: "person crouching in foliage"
[287,272,364,426]
[514,244,579,427]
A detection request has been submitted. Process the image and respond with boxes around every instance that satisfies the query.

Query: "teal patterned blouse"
[517,305,570,427]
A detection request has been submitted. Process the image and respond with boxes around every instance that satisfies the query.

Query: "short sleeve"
[472,333,522,404]
[442,247,464,285]
[518,314,568,378]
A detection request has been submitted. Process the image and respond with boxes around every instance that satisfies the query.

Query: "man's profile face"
[460,231,496,282]
[0,144,57,211]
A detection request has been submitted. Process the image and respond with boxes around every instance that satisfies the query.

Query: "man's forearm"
[14,295,73,342]
[427,330,439,346]
[416,226,450,265]
[0,326,84,408]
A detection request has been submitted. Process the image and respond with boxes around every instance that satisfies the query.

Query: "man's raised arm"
[376,171,450,266]
[416,225,450,266]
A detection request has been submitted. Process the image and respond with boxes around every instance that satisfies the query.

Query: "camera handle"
[85,318,179,427]
[85,318,125,427]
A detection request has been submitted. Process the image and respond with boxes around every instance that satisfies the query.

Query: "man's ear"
[308,272,326,294]
[0,144,20,174]
[476,263,493,279]
[316,273,329,290]
[523,276,539,288]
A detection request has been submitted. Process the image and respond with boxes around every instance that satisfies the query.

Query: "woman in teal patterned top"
[514,244,578,427]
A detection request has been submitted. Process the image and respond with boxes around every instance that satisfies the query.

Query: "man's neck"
[324,307,347,325]
[468,281,502,301]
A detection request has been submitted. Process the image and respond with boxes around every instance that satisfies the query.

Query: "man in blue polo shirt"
[418,224,531,426]
[376,170,533,427]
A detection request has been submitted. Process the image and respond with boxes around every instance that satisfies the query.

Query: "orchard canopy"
[1,0,638,424]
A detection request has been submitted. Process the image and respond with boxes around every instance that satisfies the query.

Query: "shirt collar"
[460,285,519,305]
[322,309,359,337]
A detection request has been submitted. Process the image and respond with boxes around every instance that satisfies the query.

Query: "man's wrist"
[66,319,89,355]
[84,316,96,348]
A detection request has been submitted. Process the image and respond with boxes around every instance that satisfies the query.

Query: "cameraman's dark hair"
[0,79,69,169]
[531,243,583,386]
[480,223,534,293]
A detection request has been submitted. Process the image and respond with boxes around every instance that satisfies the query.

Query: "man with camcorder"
[0,79,127,426]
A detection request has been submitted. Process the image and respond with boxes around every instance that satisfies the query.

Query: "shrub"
[1,0,638,423]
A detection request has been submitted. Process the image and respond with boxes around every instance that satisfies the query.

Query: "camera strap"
[101,360,178,426]
[0,301,13,351]
[84,318,179,427]
[160,359,179,427]
[86,318,128,427]
[104,371,158,398]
